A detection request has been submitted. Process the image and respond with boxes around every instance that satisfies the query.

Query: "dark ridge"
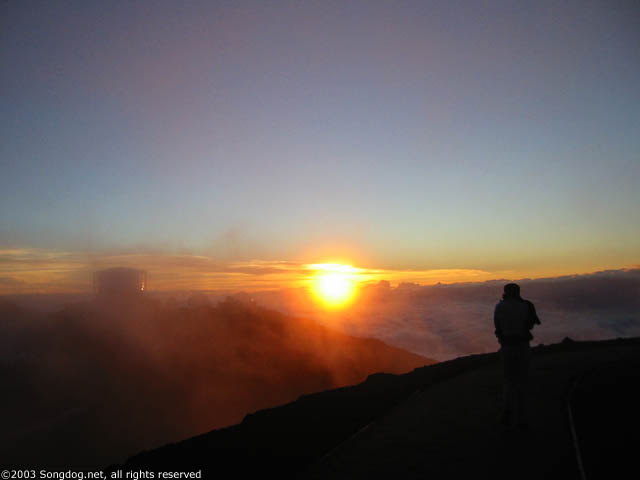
[110,336,640,478]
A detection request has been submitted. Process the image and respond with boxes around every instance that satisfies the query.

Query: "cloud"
[0,276,24,286]
[0,246,637,295]
[247,267,640,361]
[0,248,314,293]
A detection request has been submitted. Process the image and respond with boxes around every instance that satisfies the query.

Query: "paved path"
[305,343,639,479]
[570,355,640,479]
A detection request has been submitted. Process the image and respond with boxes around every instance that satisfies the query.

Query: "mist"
[0,295,427,468]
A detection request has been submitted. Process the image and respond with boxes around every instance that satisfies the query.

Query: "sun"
[310,263,358,308]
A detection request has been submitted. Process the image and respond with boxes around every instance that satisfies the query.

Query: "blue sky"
[1,0,639,290]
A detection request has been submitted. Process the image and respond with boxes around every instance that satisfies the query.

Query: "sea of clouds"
[251,268,640,361]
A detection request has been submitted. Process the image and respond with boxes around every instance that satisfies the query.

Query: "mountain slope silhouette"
[112,337,640,479]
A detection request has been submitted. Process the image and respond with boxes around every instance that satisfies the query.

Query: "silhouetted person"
[494,283,540,430]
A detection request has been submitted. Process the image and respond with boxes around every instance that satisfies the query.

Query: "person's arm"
[526,300,540,328]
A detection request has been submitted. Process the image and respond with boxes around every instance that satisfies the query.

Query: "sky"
[1,0,639,292]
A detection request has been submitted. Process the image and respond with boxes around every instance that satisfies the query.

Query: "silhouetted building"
[93,267,147,297]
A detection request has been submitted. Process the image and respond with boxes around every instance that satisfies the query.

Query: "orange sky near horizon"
[0,247,636,295]
[2,2,640,300]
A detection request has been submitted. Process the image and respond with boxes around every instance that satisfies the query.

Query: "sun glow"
[310,263,358,308]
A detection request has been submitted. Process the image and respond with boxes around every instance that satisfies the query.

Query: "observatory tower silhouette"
[93,267,147,298]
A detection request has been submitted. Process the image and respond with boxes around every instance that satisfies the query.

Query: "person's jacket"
[494,297,540,347]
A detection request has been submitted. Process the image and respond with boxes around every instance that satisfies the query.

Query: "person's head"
[503,283,521,300]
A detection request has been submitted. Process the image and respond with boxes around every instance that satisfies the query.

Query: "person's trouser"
[500,344,530,426]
